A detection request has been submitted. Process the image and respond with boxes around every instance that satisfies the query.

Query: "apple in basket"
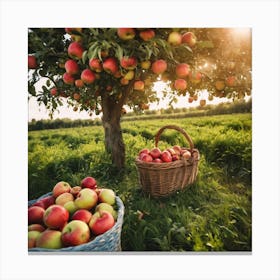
[36,229,63,249]
[95,202,117,220]
[52,181,71,198]
[43,204,69,230]
[61,220,90,247]
[98,188,116,205]
[89,210,115,235]
[28,230,41,248]
[72,209,92,224]
[149,147,161,159]
[80,176,97,189]
[28,206,45,225]
[161,150,172,163]
[63,201,78,216]
[182,150,192,160]
[74,188,98,210]
[28,224,45,232]
[32,195,55,209]
[70,186,82,197]
[55,192,74,206]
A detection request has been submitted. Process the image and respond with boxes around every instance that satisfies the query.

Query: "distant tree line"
[28,99,251,131]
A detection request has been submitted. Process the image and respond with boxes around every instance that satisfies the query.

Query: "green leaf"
[82,50,88,64]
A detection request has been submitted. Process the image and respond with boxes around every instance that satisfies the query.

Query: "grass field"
[28,113,252,251]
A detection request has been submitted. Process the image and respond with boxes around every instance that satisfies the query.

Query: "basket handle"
[155,125,194,151]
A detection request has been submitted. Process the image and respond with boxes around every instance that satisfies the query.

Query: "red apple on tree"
[134,80,145,91]
[80,176,97,189]
[89,211,115,236]
[89,58,103,72]
[152,59,167,75]
[68,42,84,60]
[139,29,155,41]
[28,206,45,225]
[63,72,75,85]
[28,55,37,69]
[43,204,69,230]
[182,32,197,47]
[52,181,71,198]
[75,188,98,210]
[81,69,96,84]
[117,28,135,40]
[50,87,58,96]
[71,209,92,223]
[176,63,191,78]
[174,79,187,91]
[103,57,118,74]
[64,59,79,75]
[61,220,90,247]
[120,56,137,70]
[36,229,63,249]
[75,79,84,88]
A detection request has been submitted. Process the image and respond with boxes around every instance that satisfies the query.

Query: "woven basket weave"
[135,125,200,197]
[28,192,124,252]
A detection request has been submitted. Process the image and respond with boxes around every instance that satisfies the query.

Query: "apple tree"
[28,28,252,169]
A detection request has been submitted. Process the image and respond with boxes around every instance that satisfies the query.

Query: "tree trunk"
[101,93,125,169]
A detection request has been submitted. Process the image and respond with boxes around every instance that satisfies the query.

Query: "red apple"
[75,188,98,210]
[120,56,137,70]
[188,96,194,103]
[75,79,84,88]
[89,58,103,72]
[71,209,92,223]
[172,154,180,161]
[182,150,192,159]
[182,32,197,47]
[161,150,172,162]
[81,69,96,84]
[141,154,153,163]
[174,79,187,91]
[53,181,71,198]
[43,204,69,230]
[65,59,79,75]
[33,195,55,209]
[28,231,41,248]
[168,31,182,46]
[89,211,115,236]
[173,145,182,155]
[139,148,150,157]
[139,29,155,41]
[28,55,37,69]
[120,78,129,85]
[80,176,97,189]
[28,224,46,232]
[63,72,75,85]
[151,60,167,75]
[50,87,58,96]
[28,206,45,225]
[55,192,74,206]
[149,147,161,159]
[95,203,116,219]
[176,63,191,78]
[134,80,145,91]
[117,28,135,40]
[103,57,118,74]
[61,220,90,247]
[36,229,63,249]
[167,148,177,156]
[98,189,116,205]
[153,158,163,163]
[68,42,84,60]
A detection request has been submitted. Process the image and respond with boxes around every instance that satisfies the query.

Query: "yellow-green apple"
[152,60,167,75]
[182,32,197,47]
[28,206,45,225]
[28,224,46,232]
[63,201,78,216]
[75,79,84,88]
[28,230,41,248]
[68,42,84,60]
[71,209,92,223]
[117,28,135,40]
[174,79,187,91]
[61,220,90,246]
[139,29,155,41]
[176,63,191,78]
[55,192,74,206]
[89,58,103,72]
[53,181,71,198]
[81,69,96,84]
[182,150,192,159]
[98,189,116,205]
[43,205,69,230]
[75,188,98,210]
[141,60,151,70]
[80,176,97,189]
[63,72,75,85]
[50,87,58,96]
[103,57,118,74]
[120,56,137,70]
[95,203,117,220]
[36,229,63,249]
[215,80,225,91]
[149,147,161,159]
[28,55,37,69]
[134,80,145,91]
[32,195,55,209]
[124,70,134,80]
[161,150,172,162]
[70,186,82,197]
[140,153,153,162]
[89,211,115,236]
[65,59,79,75]
[225,76,236,86]
[168,31,182,46]
[200,99,206,107]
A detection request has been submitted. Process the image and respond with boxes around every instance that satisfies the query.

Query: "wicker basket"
[28,192,125,252]
[135,125,200,197]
